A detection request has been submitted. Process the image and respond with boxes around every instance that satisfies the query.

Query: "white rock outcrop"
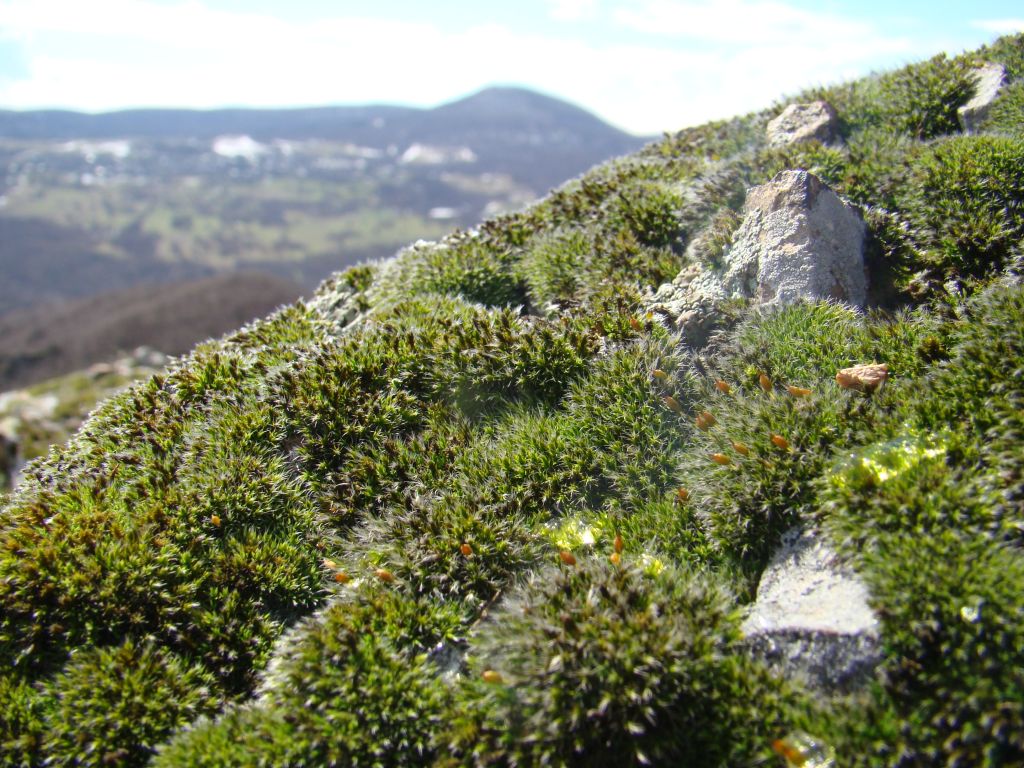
[958,63,1007,134]
[646,170,868,345]
[721,169,867,306]
[741,527,882,692]
[766,101,839,147]
[743,528,878,636]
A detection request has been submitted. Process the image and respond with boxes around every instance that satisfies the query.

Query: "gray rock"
[645,170,868,344]
[766,101,839,147]
[0,432,17,488]
[742,630,883,695]
[741,527,882,693]
[646,263,727,347]
[722,170,867,306]
[959,63,1007,134]
[427,638,469,683]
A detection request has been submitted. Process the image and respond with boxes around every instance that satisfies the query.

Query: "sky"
[0,1,1021,135]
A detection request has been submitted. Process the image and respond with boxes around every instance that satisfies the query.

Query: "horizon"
[1,1,1023,135]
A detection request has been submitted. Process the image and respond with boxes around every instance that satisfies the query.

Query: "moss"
[877,53,976,139]
[519,227,590,308]
[823,442,1024,765]
[343,489,547,607]
[840,127,914,206]
[979,78,1024,136]
[752,140,849,191]
[41,640,219,768]
[975,32,1024,80]
[686,207,741,269]
[893,135,1024,281]
[913,282,1024,524]
[670,302,919,573]
[156,589,456,767]
[443,560,810,767]
[0,674,48,766]
[404,237,528,308]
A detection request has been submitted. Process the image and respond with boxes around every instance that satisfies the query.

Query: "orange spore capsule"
[771,434,790,451]
[333,571,350,584]
[210,514,221,527]
[715,379,731,394]
[710,453,732,465]
[614,534,624,553]
[676,487,690,502]
[374,568,395,583]
[759,373,772,393]
[787,385,812,397]
[663,395,683,413]
[460,542,473,557]
[695,410,716,430]
[482,670,504,684]
[771,739,800,761]
[610,552,621,566]
[629,316,643,331]
[559,550,577,566]
[652,368,668,381]
[732,441,749,456]
[323,558,338,570]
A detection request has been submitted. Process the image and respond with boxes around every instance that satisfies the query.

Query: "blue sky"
[0,0,1021,134]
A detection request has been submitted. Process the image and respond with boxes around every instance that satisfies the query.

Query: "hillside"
[0,272,304,391]
[0,87,646,192]
[0,86,647,316]
[1,35,1023,767]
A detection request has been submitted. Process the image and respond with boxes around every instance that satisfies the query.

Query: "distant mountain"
[0,273,303,390]
[0,86,650,321]
[0,87,649,190]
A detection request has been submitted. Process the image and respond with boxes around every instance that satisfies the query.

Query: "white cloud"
[613,0,876,43]
[0,0,950,135]
[971,18,1024,35]
[546,0,599,22]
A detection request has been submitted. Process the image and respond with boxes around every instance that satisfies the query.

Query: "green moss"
[405,237,528,307]
[686,207,742,269]
[840,127,914,206]
[980,78,1024,136]
[878,53,976,139]
[156,589,456,767]
[0,674,48,766]
[913,282,1024,521]
[519,227,590,308]
[975,32,1024,80]
[893,135,1024,281]
[41,640,218,767]
[444,560,809,767]
[823,442,1024,765]
[669,302,921,573]
[343,488,547,607]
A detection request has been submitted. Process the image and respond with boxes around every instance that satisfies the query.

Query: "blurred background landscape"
[0,87,647,389]
[0,0,1020,486]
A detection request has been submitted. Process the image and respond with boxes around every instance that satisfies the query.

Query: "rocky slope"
[0,348,170,491]
[1,35,1023,767]
[0,272,303,391]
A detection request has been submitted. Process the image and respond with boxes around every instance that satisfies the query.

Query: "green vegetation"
[2,33,1023,767]
[445,561,809,767]
[0,176,454,276]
